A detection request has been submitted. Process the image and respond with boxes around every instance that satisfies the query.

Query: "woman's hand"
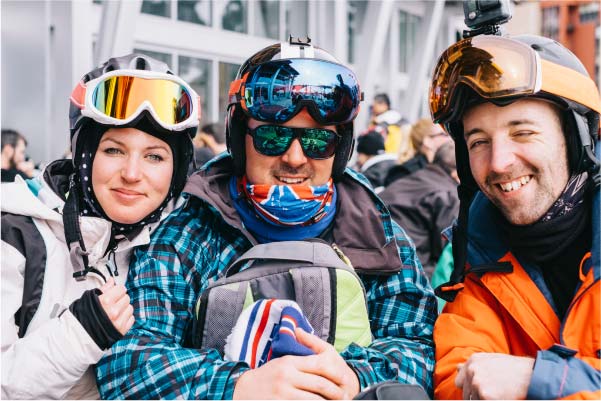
[98,278,134,335]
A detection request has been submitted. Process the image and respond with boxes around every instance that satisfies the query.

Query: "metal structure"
[2,0,466,164]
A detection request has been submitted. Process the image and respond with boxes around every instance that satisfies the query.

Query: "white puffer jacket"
[1,165,161,399]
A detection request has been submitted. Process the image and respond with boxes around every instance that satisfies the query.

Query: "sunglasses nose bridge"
[281,135,308,166]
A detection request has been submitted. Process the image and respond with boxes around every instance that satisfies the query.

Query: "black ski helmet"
[225,39,359,181]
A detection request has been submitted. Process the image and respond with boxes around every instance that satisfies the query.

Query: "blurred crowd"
[2,92,458,300]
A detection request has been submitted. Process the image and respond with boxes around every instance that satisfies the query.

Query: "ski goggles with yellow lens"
[70,70,201,131]
[430,35,601,123]
[229,59,362,125]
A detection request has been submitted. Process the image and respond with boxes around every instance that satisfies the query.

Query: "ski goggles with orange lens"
[229,59,362,125]
[430,35,601,123]
[70,70,201,131]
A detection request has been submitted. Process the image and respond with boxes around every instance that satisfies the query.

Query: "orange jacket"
[434,194,600,400]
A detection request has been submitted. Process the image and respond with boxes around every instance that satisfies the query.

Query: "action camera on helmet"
[463,0,512,38]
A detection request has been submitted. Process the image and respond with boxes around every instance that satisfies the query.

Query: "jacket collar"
[183,154,403,274]
[467,191,599,281]
[360,153,397,172]
[1,160,152,267]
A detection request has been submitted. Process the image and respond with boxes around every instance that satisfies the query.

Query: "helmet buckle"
[289,35,311,46]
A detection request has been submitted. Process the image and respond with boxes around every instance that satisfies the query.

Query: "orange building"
[540,1,600,83]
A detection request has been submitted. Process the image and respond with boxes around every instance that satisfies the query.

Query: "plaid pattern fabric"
[96,169,437,399]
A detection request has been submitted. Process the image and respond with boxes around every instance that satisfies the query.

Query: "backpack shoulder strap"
[226,240,350,276]
[1,212,47,337]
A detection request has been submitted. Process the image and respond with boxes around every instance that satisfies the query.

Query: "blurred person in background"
[369,93,408,154]
[380,141,459,278]
[1,129,32,182]
[354,130,397,192]
[190,122,227,174]
[1,53,198,399]
[384,118,451,185]
[198,122,227,156]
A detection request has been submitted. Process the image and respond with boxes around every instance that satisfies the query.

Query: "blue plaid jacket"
[96,157,437,399]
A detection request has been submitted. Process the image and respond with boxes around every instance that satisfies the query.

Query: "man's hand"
[98,278,134,335]
[455,353,534,400]
[296,328,360,399]
[233,329,360,400]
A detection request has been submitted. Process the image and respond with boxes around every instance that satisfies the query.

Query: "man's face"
[12,139,26,166]
[371,101,388,116]
[421,124,451,162]
[245,109,335,186]
[462,98,569,225]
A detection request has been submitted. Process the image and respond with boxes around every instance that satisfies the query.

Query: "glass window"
[348,1,367,64]
[178,0,212,26]
[179,56,212,125]
[141,0,171,18]
[541,7,559,41]
[254,0,279,39]
[133,48,173,67]
[219,62,241,124]
[219,0,247,33]
[285,1,308,40]
[579,2,599,23]
[399,11,420,73]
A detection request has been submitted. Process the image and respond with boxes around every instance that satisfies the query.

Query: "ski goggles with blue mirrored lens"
[70,70,201,131]
[229,59,363,125]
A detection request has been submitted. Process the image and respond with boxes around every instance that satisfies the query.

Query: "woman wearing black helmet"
[1,54,198,399]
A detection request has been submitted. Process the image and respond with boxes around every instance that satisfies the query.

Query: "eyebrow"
[100,137,170,152]
[464,119,539,138]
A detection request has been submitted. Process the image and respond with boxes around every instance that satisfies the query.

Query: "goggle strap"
[229,72,250,104]
[228,78,243,98]
[70,81,86,109]
[196,96,202,122]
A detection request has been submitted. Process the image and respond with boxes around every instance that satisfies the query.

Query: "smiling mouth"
[497,175,532,193]
[113,188,144,196]
[276,176,307,185]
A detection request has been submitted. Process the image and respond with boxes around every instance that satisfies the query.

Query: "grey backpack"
[191,240,372,354]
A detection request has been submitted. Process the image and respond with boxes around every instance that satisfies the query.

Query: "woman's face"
[92,127,173,224]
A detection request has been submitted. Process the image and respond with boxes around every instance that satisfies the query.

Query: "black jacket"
[379,164,459,277]
[360,154,397,191]
[384,153,428,186]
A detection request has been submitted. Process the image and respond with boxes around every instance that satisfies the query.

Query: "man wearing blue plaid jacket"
[96,39,436,400]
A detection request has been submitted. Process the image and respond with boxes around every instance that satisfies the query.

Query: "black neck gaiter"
[501,173,591,318]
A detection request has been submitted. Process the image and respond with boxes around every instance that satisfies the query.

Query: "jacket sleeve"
[95,243,250,400]
[434,276,601,400]
[1,241,104,399]
[527,348,601,400]
[433,275,515,400]
[341,222,437,397]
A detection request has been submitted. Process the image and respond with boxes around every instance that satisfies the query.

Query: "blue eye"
[147,154,164,162]
[104,147,123,155]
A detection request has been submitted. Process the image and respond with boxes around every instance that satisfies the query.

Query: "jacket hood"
[183,154,403,274]
[1,160,152,266]
[374,109,403,125]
